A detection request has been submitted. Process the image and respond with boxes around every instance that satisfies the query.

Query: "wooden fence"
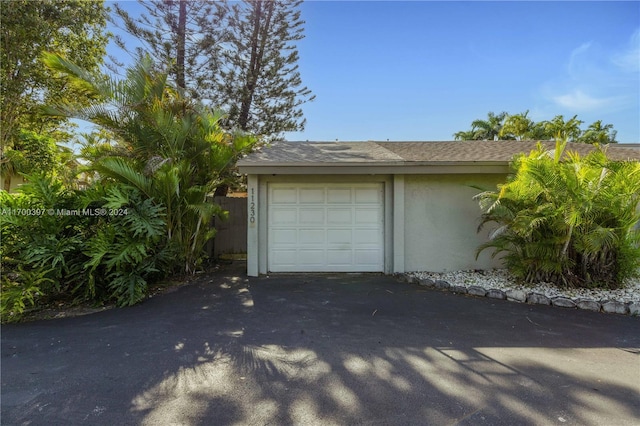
[208,196,248,258]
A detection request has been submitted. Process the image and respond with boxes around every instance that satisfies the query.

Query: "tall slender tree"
[216,0,315,138]
[111,0,227,98]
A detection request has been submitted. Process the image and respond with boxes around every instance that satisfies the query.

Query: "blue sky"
[108,1,640,143]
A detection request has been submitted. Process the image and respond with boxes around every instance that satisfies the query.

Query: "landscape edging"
[401,274,639,316]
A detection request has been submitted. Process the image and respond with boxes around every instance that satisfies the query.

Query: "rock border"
[401,274,640,316]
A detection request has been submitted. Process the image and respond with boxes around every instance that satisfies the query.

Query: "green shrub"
[0,267,54,323]
[1,176,178,322]
[476,138,640,289]
[82,185,174,306]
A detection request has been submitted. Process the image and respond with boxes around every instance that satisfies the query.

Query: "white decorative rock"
[552,297,576,308]
[577,300,601,312]
[629,303,640,316]
[602,301,629,315]
[405,275,415,284]
[487,289,506,300]
[506,289,527,303]
[467,286,487,297]
[527,293,551,305]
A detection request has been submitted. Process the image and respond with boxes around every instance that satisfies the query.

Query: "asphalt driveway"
[2,262,639,426]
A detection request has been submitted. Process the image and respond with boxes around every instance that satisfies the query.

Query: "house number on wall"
[249,187,256,227]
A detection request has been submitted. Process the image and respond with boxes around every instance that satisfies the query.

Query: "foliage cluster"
[0,0,108,149]
[454,111,617,144]
[1,56,256,323]
[0,175,172,322]
[476,139,640,289]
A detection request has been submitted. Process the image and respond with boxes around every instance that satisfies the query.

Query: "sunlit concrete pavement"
[2,262,639,426]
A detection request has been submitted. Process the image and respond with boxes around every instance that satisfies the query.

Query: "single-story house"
[237,141,640,277]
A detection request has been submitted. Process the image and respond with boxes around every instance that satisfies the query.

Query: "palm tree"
[470,111,508,141]
[499,110,535,140]
[453,130,478,141]
[578,120,617,144]
[476,138,640,287]
[542,115,583,142]
[43,53,257,272]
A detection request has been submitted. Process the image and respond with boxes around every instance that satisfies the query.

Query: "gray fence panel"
[209,196,248,257]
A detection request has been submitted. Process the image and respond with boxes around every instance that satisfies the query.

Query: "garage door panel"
[271,208,297,224]
[299,208,324,224]
[355,249,382,265]
[300,188,325,203]
[269,183,383,272]
[354,229,381,245]
[327,188,352,203]
[298,249,325,265]
[299,229,325,244]
[355,208,381,224]
[327,249,353,265]
[328,229,352,244]
[272,229,297,244]
[272,188,297,203]
[327,209,352,224]
[355,187,382,203]
[271,249,297,267]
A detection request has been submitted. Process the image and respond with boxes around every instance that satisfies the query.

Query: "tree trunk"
[175,0,187,90]
[238,0,274,131]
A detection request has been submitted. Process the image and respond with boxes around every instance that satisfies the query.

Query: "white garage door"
[268,183,384,272]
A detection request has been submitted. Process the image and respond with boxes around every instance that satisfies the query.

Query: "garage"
[268,182,384,272]
[238,141,640,277]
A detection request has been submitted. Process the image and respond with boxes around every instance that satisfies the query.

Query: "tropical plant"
[455,112,618,143]
[81,185,173,306]
[0,175,87,321]
[0,267,54,323]
[542,115,583,142]
[453,129,479,141]
[499,111,536,140]
[578,120,618,144]
[475,138,640,289]
[473,111,508,141]
[454,111,508,141]
[0,174,180,322]
[43,53,257,273]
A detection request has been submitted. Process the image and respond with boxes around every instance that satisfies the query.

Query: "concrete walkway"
[2,262,639,425]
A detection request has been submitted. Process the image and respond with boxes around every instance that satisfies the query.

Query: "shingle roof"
[238,141,640,167]
[238,141,403,164]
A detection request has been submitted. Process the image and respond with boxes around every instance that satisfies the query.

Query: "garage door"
[268,183,384,272]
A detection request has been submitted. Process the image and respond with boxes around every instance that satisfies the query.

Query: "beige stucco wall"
[403,174,507,272]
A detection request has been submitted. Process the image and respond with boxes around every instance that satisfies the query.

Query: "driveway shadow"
[2,262,639,425]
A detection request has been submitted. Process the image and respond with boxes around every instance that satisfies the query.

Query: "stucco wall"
[403,174,506,272]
